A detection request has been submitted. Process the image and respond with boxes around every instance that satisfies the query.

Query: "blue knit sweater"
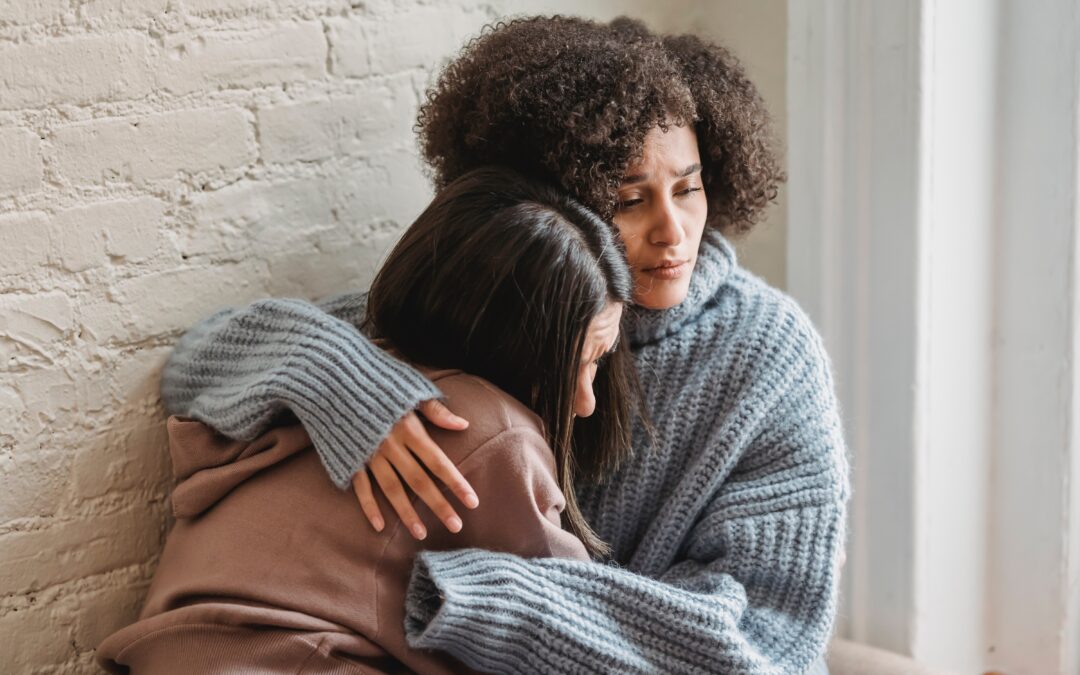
[161,229,850,674]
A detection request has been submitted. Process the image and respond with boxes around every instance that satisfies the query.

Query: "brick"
[53,108,253,186]
[183,172,354,257]
[0,292,74,343]
[0,292,75,366]
[52,198,164,272]
[366,6,487,74]
[0,384,23,434]
[76,297,133,345]
[325,15,370,77]
[0,450,68,523]
[110,261,267,340]
[266,229,396,299]
[0,507,165,594]
[0,598,70,670]
[5,365,114,442]
[81,0,170,22]
[0,371,53,440]
[0,0,70,25]
[72,420,170,499]
[0,35,152,110]
[0,291,74,371]
[187,158,425,295]
[182,158,425,259]
[257,78,415,163]
[367,149,434,226]
[0,128,43,197]
[0,212,49,276]
[156,23,327,96]
[109,344,170,405]
[184,0,330,12]
[70,576,150,652]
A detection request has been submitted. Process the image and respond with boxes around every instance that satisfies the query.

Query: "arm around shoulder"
[160,294,441,488]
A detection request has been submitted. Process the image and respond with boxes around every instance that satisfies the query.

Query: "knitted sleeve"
[402,336,850,674]
[159,291,441,489]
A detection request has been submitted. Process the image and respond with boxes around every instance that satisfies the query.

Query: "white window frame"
[787,1,1080,672]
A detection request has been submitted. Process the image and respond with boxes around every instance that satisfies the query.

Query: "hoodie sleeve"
[159,291,441,489]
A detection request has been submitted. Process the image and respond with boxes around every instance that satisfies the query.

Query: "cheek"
[613,216,645,263]
[682,196,708,246]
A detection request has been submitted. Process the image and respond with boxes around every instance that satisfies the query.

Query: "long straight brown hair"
[364,166,641,557]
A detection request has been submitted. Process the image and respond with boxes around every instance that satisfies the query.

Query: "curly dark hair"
[416,15,784,234]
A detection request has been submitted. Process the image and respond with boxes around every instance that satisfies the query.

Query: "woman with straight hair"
[158,15,849,675]
[96,167,636,674]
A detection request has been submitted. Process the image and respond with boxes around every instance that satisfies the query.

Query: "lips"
[641,259,690,280]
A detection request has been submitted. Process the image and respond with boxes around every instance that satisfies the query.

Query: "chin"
[635,286,690,310]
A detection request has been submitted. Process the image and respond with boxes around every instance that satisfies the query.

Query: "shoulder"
[721,271,849,491]
[719,266,833,379]
[419,368,550,467]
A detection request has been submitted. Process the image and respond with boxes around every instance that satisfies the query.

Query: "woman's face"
[574,302,623,418]
[613,124,709,310]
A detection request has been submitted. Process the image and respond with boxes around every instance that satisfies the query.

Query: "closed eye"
[594,345,617,367]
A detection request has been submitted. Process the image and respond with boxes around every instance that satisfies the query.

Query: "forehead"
[586,303,623,344]
[626,124,701,174]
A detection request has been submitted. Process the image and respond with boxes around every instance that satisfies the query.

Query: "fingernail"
[448,516,463,532]
[372,517,384,532]
[412,524,427,540]
[463,494,479,509]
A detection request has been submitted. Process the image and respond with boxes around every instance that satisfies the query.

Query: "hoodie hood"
[167,416,314,518]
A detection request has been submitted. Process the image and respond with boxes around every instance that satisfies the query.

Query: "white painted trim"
[787,0,925,655]
[789,0,1080,672]
[912,0,997,667]
[986,3,1080,673]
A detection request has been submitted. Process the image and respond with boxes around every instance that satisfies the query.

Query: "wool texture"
[161,229,850,674]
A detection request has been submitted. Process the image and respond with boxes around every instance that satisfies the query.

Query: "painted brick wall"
[0,0,680,671]
[0,1,795,671]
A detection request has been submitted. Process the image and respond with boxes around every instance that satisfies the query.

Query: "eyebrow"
[621,163,703,186]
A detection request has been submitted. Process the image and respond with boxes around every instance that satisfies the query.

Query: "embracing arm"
[160,292,441,488]
[402,336,850,674]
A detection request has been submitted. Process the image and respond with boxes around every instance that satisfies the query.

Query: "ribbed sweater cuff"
[403,549,749,674]
[162,297,443,490]
[281,339,442,489]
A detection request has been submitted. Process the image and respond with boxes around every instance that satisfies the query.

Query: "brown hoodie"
[96,367,589,674]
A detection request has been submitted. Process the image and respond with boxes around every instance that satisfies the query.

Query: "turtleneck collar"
[624,228,737,348]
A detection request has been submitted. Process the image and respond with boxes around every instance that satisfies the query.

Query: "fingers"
[405,417,479,510]
[381,436,464,535]
[351,470,385,532]
[402,414,479,509]
[369,452,428,540]
[418,399,469,431]
[359,408,477,540]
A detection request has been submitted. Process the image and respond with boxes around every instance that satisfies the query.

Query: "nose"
[575,369,597,418]
[648,196,685,247]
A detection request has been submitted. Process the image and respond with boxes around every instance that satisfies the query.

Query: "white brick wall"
[0,0,683,671]
[0,128,43,196]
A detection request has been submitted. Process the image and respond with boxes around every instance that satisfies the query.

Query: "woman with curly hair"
[161,15,848,675]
